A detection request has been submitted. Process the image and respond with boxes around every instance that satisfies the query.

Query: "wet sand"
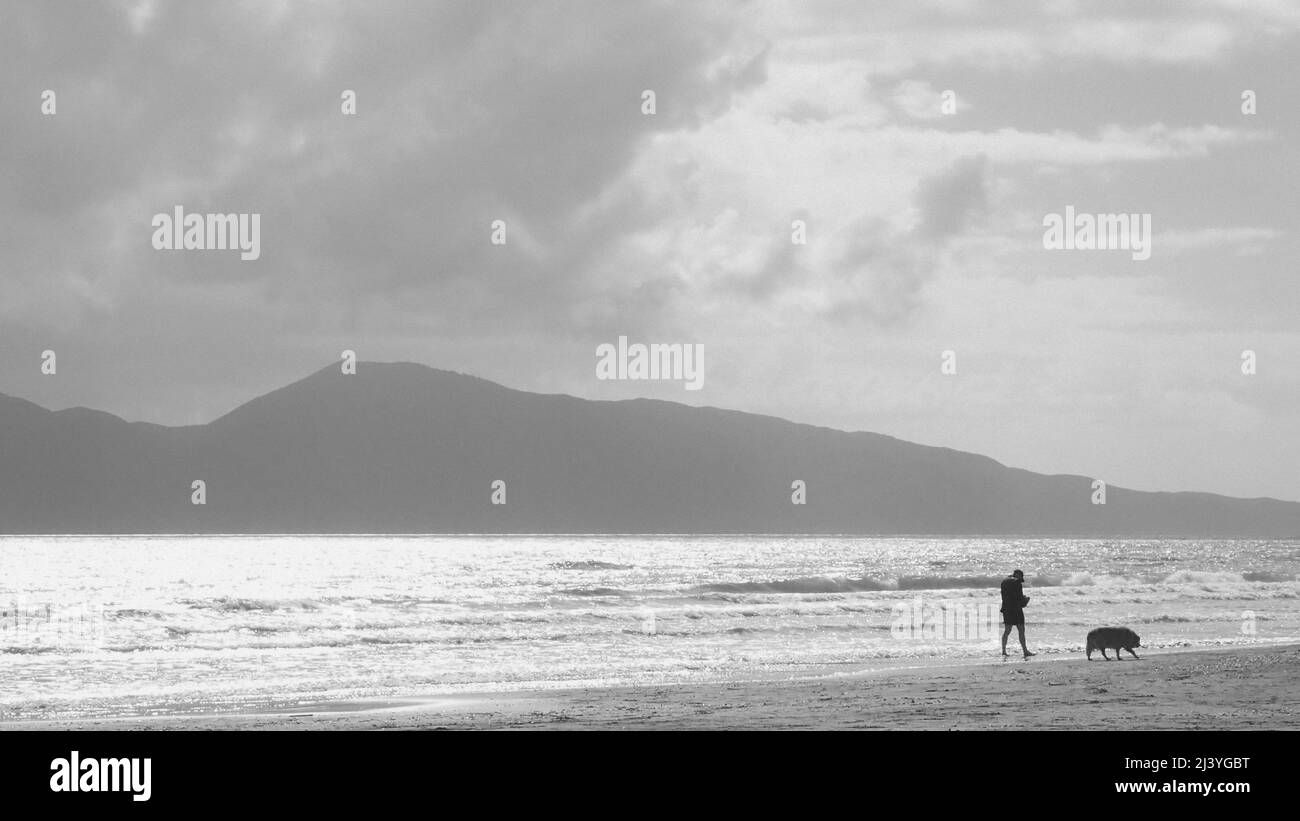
[5,644,1297,730]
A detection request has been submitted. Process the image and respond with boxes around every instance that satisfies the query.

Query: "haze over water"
[2,536,1297,720]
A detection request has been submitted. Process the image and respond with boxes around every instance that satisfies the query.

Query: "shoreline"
[6,643,1298,731]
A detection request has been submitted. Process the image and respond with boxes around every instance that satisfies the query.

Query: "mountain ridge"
[1,361,1297,536]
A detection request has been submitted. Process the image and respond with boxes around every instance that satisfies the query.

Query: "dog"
[1085,627,1141,660]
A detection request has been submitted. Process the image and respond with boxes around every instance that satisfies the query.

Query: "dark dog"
[1085,627,1141,660]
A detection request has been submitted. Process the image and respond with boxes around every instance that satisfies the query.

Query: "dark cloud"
[0,0,762,420]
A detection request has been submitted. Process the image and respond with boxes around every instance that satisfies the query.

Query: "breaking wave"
[549,561,635,571]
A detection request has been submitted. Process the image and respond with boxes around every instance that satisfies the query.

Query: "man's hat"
[1012,569,1024,579]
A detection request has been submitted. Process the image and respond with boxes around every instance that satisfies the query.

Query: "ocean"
[2,535,1297,719]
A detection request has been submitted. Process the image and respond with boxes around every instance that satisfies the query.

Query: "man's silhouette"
[1000,569,1035,658]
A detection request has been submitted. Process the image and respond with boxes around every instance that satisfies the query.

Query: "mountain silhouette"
[2,361,1297,536]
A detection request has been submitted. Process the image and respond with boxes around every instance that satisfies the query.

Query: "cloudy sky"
[2,0,1298,501]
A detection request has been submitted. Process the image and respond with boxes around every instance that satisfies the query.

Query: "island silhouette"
[2,361,1297,536]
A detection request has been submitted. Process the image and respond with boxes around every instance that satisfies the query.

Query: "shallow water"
[1,535,1296,719]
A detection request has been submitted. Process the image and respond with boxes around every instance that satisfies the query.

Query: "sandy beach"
[6,643,1297,731]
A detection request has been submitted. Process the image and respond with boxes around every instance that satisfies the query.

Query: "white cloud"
[890,79,960,120]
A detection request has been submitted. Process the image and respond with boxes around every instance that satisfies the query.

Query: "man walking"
[1000,569,1036,658]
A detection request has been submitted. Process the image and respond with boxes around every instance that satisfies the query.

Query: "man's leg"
[1016,624,1034,657]
[1001,623,1013,656]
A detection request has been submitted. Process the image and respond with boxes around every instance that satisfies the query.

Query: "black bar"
[1,730,1282,809]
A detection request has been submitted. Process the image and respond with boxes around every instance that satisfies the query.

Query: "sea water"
[1,536,1297,719]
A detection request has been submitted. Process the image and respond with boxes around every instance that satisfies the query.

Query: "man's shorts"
[1001,608,1025,627]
